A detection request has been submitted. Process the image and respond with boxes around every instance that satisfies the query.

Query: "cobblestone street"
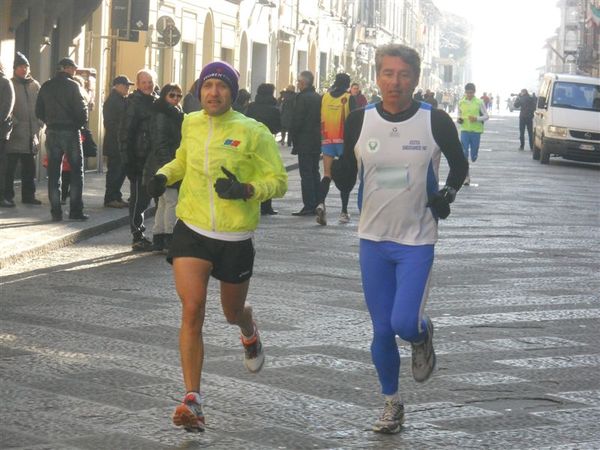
[1,113,599,449]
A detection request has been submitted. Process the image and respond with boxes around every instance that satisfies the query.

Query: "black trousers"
[297,152,321,211]
[4,153,37,201]
[129,175,152,238]
[0,139,7,201]
[104,152,126,204]
[519,116,533,150]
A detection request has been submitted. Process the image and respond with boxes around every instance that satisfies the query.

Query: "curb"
[1,162,301,270]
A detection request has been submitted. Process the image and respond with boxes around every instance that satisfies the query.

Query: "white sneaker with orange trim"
[241,323,265,373]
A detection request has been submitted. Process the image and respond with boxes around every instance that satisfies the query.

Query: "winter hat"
[333,73,351,91]
[197,61,239,101]
[14,52,30,68]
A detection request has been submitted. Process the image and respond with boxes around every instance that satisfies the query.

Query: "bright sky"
[432,0,562,98]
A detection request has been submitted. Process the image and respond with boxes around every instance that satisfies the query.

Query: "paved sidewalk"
[0,144,299,270]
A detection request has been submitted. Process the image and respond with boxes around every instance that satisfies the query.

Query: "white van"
[533,73,600,164]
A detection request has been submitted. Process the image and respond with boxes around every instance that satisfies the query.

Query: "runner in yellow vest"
[457,82,488,185]
[316,73,356,225]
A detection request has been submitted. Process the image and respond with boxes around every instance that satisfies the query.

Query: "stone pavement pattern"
[1,114,599,449]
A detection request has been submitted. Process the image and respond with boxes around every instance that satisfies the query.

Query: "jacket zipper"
[206,117,216,231]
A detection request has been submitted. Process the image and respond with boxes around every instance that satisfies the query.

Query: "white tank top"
[356,103,441,245]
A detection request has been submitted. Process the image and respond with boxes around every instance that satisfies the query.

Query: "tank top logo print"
[367,138,380,153]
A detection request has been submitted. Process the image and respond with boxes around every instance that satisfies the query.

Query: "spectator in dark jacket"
[289,70,321,215]
[36,57,88,221]
[514,89,536,150]
[143,83,184,251]
[182,79,202,113]
[232,88,251,114]
[279,85,296,146]
[0,62,15,208]
[5,52,42,206]
[119,69,158,251]
[103,75,133,208]
[246,83,281,215]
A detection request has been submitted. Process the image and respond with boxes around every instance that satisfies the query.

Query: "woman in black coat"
[143,83,184,250]
[246,83,281,215]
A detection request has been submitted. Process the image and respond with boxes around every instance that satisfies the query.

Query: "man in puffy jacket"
[514,88,536,151]
[36,57,88,221]
[6,52,42,206]
[146,61,287,433]
[118,69,158,251]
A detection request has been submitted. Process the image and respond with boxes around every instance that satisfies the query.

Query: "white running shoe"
[463,175,470,186]
[315,203,327,226]
[241,323,265,373]
[172,392,205,432]
[338,212,350,224]
[411,317,436,382]
[372,399,404,434]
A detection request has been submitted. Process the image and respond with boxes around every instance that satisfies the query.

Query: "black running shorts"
[167,221,255,284]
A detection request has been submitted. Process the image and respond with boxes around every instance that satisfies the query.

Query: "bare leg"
[220,279,253,336]
[173,257,212,393]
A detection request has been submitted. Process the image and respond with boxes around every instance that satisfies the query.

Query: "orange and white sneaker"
[172,392,205,432]
[241,323,265,373]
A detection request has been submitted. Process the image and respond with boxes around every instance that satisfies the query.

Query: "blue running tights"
[359,239,434,395]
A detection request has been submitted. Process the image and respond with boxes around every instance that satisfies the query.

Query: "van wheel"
[532,131,541,160]
[540,138,550,164]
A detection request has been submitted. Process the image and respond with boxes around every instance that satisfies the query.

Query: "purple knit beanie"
[196,61,239,101]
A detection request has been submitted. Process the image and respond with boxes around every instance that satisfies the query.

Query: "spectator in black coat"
[289,70,321,216]
[246,83,281,215]
[143,83,184,251]
[103,75,133,208]
[279,85,296,146]
[232,88,251,114]
[118,69,158,251]
[514,89,536,150]
[182,79,202,113]
[0,62,15,208]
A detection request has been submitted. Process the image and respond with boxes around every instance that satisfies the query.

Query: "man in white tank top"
[332,44,468,434]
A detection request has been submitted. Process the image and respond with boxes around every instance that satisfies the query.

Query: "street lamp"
[257,0,276,7]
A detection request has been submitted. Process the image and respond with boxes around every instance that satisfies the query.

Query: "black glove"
[214,166,254,200]
[427,186,456,220]
[147,174,168,198]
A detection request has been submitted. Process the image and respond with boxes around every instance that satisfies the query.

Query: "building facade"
[0,0,464,170]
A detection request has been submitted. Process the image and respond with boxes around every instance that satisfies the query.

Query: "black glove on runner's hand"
[426,186,456,220]
[147,174,168,198]
[214,166,253,200]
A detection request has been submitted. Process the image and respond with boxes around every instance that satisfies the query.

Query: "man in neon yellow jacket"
[147,61,287,433]
[457,82,488,185]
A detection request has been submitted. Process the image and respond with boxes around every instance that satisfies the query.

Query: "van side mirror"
[537,96,547,109]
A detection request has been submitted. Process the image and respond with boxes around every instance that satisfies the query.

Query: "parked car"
[533,73,600,164]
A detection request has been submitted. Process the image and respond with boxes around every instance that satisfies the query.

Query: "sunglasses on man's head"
[168,92,183,99]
